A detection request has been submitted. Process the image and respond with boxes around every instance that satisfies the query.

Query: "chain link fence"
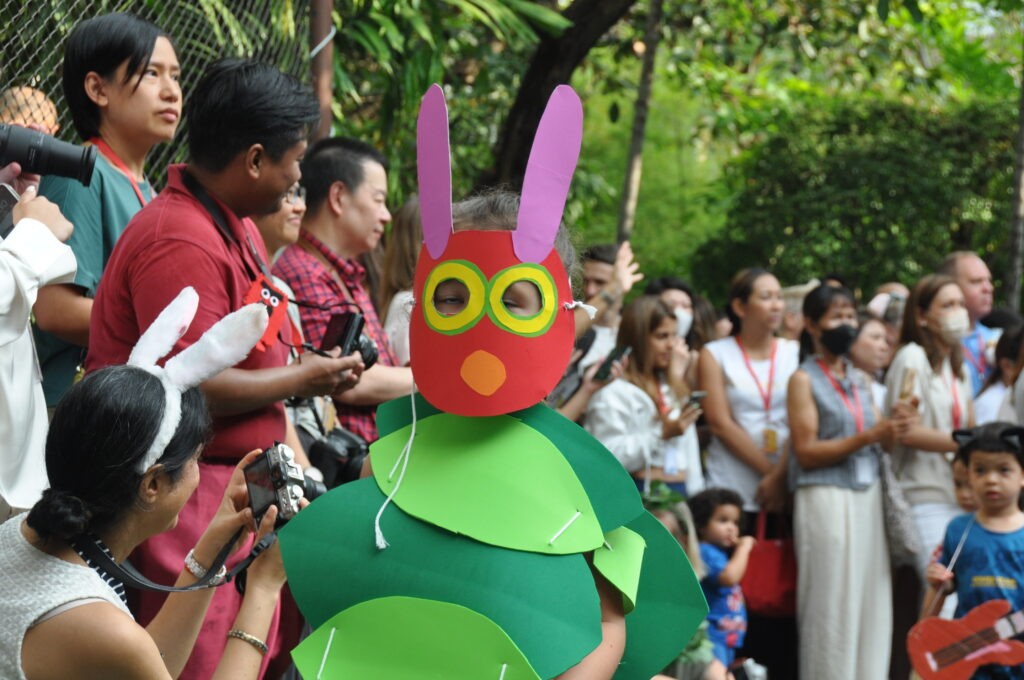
[0,0,313,186]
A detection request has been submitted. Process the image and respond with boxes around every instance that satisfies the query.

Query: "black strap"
[180,169,274,282]
[72,527,277,594]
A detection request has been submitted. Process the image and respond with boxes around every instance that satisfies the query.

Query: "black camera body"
[0,124,96,186]
[320,310,379,370]
[306,426,369,488]
[243,443,325,525]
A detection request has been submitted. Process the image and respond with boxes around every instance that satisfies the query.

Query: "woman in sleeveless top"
[698,268,799,516]
[0,366,286,680]
[787,284,897,679]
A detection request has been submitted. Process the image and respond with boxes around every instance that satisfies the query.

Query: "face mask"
[820,323,858,356]
[675,308,693,338]
[939,308,971,343]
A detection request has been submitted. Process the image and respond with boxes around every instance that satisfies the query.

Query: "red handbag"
[740,511,797,617]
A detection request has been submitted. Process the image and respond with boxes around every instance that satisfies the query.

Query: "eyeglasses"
[285,184,306,205]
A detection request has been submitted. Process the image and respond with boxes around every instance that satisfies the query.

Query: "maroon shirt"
[88,164,290,459]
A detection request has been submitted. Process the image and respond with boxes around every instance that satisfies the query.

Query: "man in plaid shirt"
[273,137,413,443]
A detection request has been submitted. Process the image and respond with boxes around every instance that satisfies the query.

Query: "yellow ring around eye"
[487,264,558,337]
[423,260,487,335]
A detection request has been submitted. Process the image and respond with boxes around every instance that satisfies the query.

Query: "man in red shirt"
[274,138,413,443]
[88,59,362,678]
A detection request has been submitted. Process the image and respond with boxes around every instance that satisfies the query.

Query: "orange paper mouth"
[460,350,507,396]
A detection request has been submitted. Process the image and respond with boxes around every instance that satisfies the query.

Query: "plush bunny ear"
[417,84,453,260]
[128,287,199,368]
[163,303,269,389]
[514,85,583,263]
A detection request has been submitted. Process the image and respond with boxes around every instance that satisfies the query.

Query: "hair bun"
[26,489,91,541]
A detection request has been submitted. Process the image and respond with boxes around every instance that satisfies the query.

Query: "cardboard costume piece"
[279,83,707,679]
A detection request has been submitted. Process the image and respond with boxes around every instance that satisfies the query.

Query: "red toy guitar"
[908,599,1024,679]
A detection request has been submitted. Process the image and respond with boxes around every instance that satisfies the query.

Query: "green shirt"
[33,154,154,406]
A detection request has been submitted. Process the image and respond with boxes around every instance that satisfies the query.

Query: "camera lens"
[0,124,97,186]
[358,335,379,370]
[303,476,326,503]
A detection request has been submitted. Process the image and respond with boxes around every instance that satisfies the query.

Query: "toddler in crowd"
[924,422,1024,679]
[689,488,754,671]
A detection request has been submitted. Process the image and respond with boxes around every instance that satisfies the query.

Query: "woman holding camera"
[34,12,181,408]
[584,296,703,495]
[0,358,287,679]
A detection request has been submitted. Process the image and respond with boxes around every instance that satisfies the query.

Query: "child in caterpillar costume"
[278,84,708,679]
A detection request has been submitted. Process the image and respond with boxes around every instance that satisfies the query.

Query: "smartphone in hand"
[594,346,632,381]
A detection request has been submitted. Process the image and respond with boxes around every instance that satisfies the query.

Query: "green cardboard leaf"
[614,512,710,680]
[371,412,604,554]
[292,596,541,680]
[279,478,602,678]
[593,527,646,614]
[374,394,645,536]
[510,403,645,532]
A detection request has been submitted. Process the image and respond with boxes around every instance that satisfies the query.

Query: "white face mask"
[675,308,693,338]
[938,308,971,343]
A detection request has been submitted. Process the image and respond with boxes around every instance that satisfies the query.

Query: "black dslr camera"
[243,443,326,525]
[0,124,96,186]
[319,310,379,369]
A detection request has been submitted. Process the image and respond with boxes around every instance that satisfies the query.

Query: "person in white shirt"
[585,296,702,495]
[0,163,76,521]
[974,324,1022,425]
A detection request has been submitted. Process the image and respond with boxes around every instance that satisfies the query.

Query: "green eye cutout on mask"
[423,261,558,337]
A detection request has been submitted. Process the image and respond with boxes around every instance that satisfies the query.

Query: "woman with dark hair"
[34,12,181,408]
[0,366,286,679]
[849,311,892,411]
[585,296,703,495]
[380,195,423,366]
[885,273,974,576]
[787,284,895,678]
[698,268,797,515]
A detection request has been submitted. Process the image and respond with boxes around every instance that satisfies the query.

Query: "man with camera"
[86,60,363,678]
[0,163,75,521]
[274,137,413,444]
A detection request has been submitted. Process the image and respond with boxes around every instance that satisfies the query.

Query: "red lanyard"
[89,137,153,208]
[736,336,777,415]
[962,331,986,376]
[948,367,963,429]
[816,359,865,433]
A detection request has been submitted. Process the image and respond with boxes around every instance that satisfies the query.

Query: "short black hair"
[27,366,212,541]
[644,276,695,300]
[186,58,319,173]
[62,13,169,140]
[300,136,388,215]
[688,487,744,534]
[955,422,1024,468]
[582,243,617,266]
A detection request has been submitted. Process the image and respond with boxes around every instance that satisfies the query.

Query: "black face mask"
[820,323,858,356]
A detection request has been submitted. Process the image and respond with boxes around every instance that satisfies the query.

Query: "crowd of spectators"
[6,10,1024,680]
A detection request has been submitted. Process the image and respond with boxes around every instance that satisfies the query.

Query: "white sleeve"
[584,382,660,473]
[0,217,76,346]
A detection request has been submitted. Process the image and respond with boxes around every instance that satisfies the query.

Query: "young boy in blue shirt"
[925,422,1024,680]
[689,488,755,669]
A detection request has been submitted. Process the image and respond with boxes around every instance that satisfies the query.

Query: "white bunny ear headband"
[127,287,269,473]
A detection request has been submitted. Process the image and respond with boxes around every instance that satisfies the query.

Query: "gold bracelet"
[226,629,268,655]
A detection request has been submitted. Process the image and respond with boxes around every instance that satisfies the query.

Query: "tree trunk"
[480,0,639,190]
[1008,56,1024,310]
[616,0,664,243]
[309,0,334,142]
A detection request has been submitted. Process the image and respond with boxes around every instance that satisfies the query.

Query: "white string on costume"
[563,300,597,319]
[548,510,582,546]
[499,663,508,679]
[374,388,419,550]
[316,627,337,679]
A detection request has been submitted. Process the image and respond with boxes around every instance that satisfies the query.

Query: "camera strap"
[71,527,278,595]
